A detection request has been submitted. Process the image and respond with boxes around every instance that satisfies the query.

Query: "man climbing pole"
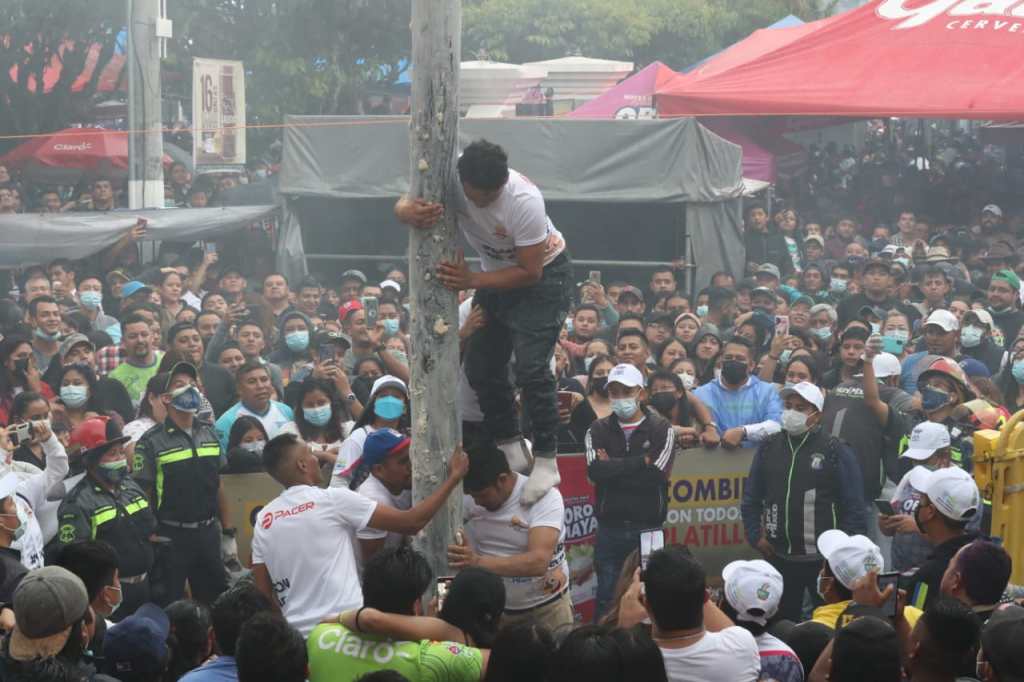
[396,140,572,504]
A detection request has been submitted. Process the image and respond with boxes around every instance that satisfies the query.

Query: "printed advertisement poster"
[555,454,598,623]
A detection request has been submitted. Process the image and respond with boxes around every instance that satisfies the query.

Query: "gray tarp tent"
[279,115,745,289]
[0,205,280,269]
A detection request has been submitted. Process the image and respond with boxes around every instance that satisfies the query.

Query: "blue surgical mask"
[80,291,103,310]
[240,440,265,454]
[391,350,409,367]
[170,385,202,414]
[373,395,406,421]
[812,326,833,341]
[60,385,89,408]
[285,330,310,352]
[382,319,400,336]
[830,278,848,293]
[870,323,881,335]
[34,327,60,342]
[696,305,709,318]
[920,386,951,413]
[303,404,332,427]
[1013,360,1024,384]
[882,335,906,354]
[611,398,639,421]
[960,326,983,348]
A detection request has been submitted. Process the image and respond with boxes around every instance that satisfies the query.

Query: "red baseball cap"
[338,300,364,321]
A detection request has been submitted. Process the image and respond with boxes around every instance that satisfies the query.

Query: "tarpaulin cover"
[280,115,746,287]
[0,205,276,268]
[280,116,743,203]
[657,0,1024,120]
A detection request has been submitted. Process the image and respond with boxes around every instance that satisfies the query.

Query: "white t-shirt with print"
[462,473,568,611]
[329,425,378,488]
[356,474,411,552]
[453,169,565,272]
[660,627,761,682]
[251,485,377,636]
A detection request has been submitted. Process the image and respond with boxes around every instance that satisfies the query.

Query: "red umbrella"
[0,128,181,185]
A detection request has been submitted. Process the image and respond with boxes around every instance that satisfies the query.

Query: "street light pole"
[126,0,165,209]
[408,0,462,582]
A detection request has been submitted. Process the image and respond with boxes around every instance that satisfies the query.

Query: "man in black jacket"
[585,363,675,619]
[741,381,867,621]
[744,205,793,277]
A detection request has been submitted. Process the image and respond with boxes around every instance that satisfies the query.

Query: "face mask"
[920,386,952,413]
[102,585,123,616]
[882,335,905,354]
[1012,360,1024,384]
[374,395,406,421]
[781,409,811,435]
[816,574,830,600]
[584,356,596,372]
[830,278,848,293]
[80,291,103,310]
[285,330,310,352]
[721,359,749,386]
[894,257,911,269]
[60,385,89,408]
[170,385,202,414]
[960,325,983,348]
[97,459,128,486]
[303,404,332,427]
[649,392,676,417]
[778,349,792,365]
[811,326,832,341]
[678,373,696,390]
[382,319,400,336]
[611,398,639,421]
[696,305,709,317]
[870,323,881,335]
[591,376,608,397]
[390,350,409,367]
[0,503,26,542]
[240,440,265,454]
[34,327,60,342]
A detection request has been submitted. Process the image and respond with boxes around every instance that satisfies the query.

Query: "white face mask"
[677,372,696,390]
[781,408,811,435]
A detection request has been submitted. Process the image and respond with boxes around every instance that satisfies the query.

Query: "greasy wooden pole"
[408,0,461,583]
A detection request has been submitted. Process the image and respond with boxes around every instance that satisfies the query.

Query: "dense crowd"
[0,132,1019,682]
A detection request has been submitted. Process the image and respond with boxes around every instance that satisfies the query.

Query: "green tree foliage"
[463,0,836,68]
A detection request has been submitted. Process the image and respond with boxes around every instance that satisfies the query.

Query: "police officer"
[134,361,228,605]
[57,417,156,617]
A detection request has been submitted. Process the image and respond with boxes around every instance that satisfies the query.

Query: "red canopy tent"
[8,42,125,95]
[656,0,1024,120]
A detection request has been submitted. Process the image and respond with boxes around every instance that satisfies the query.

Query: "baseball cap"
[756,263,781,280]
[162,361,198,393]
[921,466,981,522]
[926,246,952,263]
[861,258,891,274]
[106,269,131,284]
[121,281,153,299]
[370,375,408,399]
[804,235,825,247]
[964,309,994,329]
[341,269,367,284]
[880,244,898,257]
[959,357,991,379]
[924,309,959,332]
[816,530,884,590]
[901,422,951,461]
[362,428,411,468]
[751,286,776,302]
[982,203,1003,217]
[59,333,95,362]
[318,330,352,351]
[9,566,90,661]
[338,299,364,320]
[102,603,171,679]
[721,559,784,627]
[779,381,824,412]
[872,352,902,379]
[992,269,1021,292]
[981,604,1024,681]
[69,417,130,462]
[618,285,643,301]
[607,363,644,389]
[858,305,887,321]
[380,279,402,294]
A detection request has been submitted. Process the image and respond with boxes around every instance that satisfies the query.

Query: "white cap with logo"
[607,363,644,389]
[902,421,951,461]
[817,530,884,590]
[921,466,981,522]
[872,352,902,379]
[925,309,959,332]
[722,559,784,626]
[779,381,824,411]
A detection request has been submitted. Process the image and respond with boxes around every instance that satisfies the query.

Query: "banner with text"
[192,57,246,167]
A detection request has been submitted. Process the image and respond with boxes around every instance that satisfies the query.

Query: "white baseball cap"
[607,363,644,389]
[983,204,1003,217]
[902,422,951,461]
[722,560,784,626]
[779,381,824,412]
[921,466,981,522]
[964,309,994,328]
[370,375,408,399]
[925,309,959,332]
[380,279,402,293]
[817,530,884,590]
[872,352,902,379]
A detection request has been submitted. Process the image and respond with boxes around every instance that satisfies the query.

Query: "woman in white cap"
[329,375,409,489]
